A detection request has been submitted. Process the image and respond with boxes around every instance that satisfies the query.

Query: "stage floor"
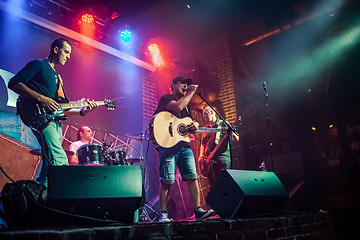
[0,212,335,240]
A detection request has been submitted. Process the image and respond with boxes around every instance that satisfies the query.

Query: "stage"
[0,212,335,240]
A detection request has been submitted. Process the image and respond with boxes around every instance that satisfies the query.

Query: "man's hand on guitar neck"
[64,98,98,116]
[186,121,199,133]
[78,98,98,116]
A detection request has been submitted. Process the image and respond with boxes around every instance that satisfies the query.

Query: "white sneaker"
[194,207,215,221]
[159,211,170,222]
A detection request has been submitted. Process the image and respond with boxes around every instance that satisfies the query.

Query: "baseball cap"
[172,76,192,85]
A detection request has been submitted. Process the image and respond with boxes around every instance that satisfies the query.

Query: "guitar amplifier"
[47,165,143,223]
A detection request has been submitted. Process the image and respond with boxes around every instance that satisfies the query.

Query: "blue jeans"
[32,121,68,187]
[158,146,198,184]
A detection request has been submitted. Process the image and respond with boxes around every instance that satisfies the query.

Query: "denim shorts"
[158,146,198,184]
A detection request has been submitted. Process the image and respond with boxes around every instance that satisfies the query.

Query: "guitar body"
[150,111,225,149]
[151,111,193,149]
[199,156,212,177]
[16,97,67,130]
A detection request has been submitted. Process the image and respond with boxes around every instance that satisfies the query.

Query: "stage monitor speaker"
[47,165,143,223]
[206,170,288,218]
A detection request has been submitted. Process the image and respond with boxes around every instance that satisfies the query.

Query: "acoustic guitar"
[150,111,226,149]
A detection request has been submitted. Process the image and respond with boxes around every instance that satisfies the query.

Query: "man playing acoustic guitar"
[8,38,98,187]
[152,76,214,222]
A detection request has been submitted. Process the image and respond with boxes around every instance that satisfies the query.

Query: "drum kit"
[30,131,147,167]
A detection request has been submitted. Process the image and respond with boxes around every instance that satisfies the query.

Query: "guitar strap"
[185,105,192,118]
[56,74,65,99]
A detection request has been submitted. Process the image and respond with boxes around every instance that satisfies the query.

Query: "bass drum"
[77,144,104,166]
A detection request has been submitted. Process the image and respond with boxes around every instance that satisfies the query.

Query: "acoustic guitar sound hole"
[177,124,187,136]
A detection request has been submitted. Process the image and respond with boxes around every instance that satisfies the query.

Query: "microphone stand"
[195,91,239,169]
[262,82,274,172]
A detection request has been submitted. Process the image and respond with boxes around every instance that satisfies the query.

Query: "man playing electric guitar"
[8,38,98,187]
[198,107,239,187]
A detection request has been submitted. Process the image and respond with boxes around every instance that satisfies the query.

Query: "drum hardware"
[101,141,129,166]
[125,131,146,165]
[126,158,141,165]
[125,132,147,141]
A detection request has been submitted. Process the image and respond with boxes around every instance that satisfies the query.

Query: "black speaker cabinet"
[206,170,288,218]
[47,165,143,223]
[286,180,322,213]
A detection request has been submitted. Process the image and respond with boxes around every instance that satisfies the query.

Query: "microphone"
[183,86,200,91]
[263,82,268,95]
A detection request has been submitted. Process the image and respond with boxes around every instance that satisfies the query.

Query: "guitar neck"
[197,127,224,133]
[59,101,105,110]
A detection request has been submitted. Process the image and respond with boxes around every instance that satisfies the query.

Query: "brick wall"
[142,71,158,122]
[195,34,238,124]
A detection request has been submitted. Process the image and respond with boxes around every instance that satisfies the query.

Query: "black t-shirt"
[8,59,68,101]
[154,93,193,119]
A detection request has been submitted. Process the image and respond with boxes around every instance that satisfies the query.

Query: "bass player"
[198,107,239,187]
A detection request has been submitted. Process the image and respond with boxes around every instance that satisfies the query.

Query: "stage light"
[148,43,158,52]
[81,14,94,24]
[79,13,95,38]
[312,127,316,131]
[148,43,164,68]
[120,29,132,43]
[329,124,334,128]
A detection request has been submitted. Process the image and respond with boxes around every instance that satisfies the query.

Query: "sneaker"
[159,211,171,222]
[194,207,215,221]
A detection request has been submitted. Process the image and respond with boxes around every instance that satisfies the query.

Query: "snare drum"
[77,144,104,166]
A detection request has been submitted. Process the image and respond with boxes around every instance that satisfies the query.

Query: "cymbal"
[125,132,146,140]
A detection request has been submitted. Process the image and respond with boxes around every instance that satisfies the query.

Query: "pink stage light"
[148,43,164,68]
[81,14,94,24]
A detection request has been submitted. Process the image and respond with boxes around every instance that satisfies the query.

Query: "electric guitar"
[199,133,229,177]
[17,97,116,130]
[150,111,226,149]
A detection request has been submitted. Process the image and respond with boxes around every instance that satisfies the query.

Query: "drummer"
[68,126,93,165]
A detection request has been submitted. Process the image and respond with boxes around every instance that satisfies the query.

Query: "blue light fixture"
[120,29,132,43]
